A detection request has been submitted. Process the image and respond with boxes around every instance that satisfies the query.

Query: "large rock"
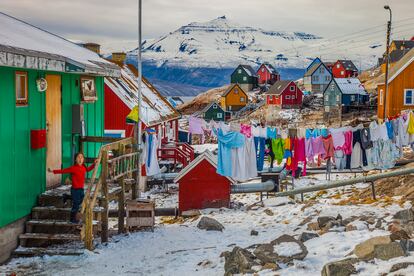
[390,262,414,273]
[271,234,307,263]
[393,208,414,222]
[402,221,414,237]
[400,239,414,252]
[373,242,406,260]
[254,243,280,264]
[298,232,319,242]
[353,235,391,260]
[390,230,411,241]
[317,216,336,228]
[321,258,359,276]
[197,216,224,232]
[222,246,259,276]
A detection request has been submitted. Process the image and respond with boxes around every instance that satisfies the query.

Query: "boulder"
[400,239,414,252]
[250,230,259,236]
[254,243,280,264]
[181,209,201,218]
[353,235,391,260]
[402,221,414,237]
[270,234,307,263]
[372,242,406,260]
[307,222,320,231]
[318,216,336,228]
[298,232,319,242]
[197,216,224,232]
[393,208,414,222]
[390,262,414,273]
[390,230,411,241]
[321,258,359,276]
[262,262,280,271]
[222,246,259,276]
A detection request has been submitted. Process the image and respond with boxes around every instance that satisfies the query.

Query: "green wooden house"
[202,102,226,121]
[230,64,258,92]
[0,12,120,261]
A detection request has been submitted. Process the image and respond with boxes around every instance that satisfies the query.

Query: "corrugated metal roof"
[261,63,279,74]
[265,80,292,95]
[240,64,256,76]
[387,47,414,83]
[334,78,367,95]
[304,62,326,77]
[104,63,180,127]
[338,60,358,72]
[222,83,247,97]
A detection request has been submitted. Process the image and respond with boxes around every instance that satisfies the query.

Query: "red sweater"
[53,164,95,189]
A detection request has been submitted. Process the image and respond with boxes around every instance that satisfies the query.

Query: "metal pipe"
[231,180,275,194]
[153,172,180,180]
[274,167,414,197]
[137,0,143,195]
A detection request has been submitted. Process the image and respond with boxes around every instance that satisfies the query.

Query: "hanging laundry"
[284,138,293,170]
[322,134,334,161]
[254,137,266,171]
[385,120,394,140]
[272,138,285,165]
[266,138,275,168]
[232,137,257,181]
[292,137,307,176]
[143,132,161,176]
[240,124,252,138]
[266,127,277,139]
[189,116,206,143]
[215,129,245,177]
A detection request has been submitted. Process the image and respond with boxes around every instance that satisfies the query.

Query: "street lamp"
[383,5,392,120]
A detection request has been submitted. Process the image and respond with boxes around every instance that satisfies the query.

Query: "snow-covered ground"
[1,173,414,276]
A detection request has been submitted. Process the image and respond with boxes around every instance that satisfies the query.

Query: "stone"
[223,246,259,276]
[197,216,224,232]
[375,219,384,229]
[389,262,414,272]
[390,230,411,241]
[402,221,414,237]
[251,230,259,236]
[399,239,414,252]
[318,216,336,228]
[270,234,308,263]
[342,216,358,226]
[262,262,280,271]
[388,221,402,233]
[393,208,414,222]
[254,244,279,264]
[321,258,359,276]
[373,242,406,260]
[264,209,274,216]
[181,209,201,218]
[307,222,320,231]
[298,232,319,242]
[353,235,392,260]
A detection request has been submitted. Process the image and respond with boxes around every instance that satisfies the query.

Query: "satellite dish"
[36,78,48,92]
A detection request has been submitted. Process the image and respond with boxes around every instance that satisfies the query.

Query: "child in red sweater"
[48,153,97,223]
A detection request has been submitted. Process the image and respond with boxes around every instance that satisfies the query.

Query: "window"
[325,95,329,101]
[404,89,414,105]
[234,88,239,94]
[350,95,356,101]
[213,104,217,109]
[15,71,28,106]
[261,68,265,72]
[313,76,319,82]
[337,64,340,68]
[243,76,247,81]
[290,86,295,91]
[217,113,223,119]
[286,95,291,99]
[291,95,296,100]
[340,71,344,76]
[240,97,245,102]
[336,95,340,102]
[320,67,325,73]
[325,76,331,81]
[238,69,242,74]
[379,89,384,105]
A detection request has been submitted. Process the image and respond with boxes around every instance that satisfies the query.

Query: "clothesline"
[189,111,414,181]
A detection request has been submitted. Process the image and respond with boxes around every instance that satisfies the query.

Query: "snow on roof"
[174,150,236,184]
[104,63,180,127]
[240,65,256,76]
[338,60,358,72]
[0,12,119,76]
[334,78,367,95]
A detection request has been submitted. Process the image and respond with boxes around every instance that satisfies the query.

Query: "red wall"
[257,65,279,85]
[266,95,281,105]
[266,82,302,106]
[332,62,358,78]
[178,159,231,212]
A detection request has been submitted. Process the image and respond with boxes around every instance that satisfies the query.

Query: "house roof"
[337,60,358,72]
[238,64,257,77]
[201,101,224,113]
[379,48,412,64]
[386,47,414,84]
[334,78,367,95]
[265,80,293,95]
[174,150,236,184]
[392,40,414,51]
[306,57,322,71]
[0,12,119,77]
[304,62,326,77]
[104,62,181,127]
[222,83,247,97]
[260,63,279,75]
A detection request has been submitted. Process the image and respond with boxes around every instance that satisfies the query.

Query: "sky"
[1,0,414,46]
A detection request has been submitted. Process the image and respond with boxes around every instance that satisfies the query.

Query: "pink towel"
[343,131,353,155]
[240,124,252,138]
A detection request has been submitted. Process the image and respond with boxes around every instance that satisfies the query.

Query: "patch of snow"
[273,242,302,257]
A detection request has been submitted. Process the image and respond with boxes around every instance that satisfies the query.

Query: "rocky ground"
[2,172,414,275]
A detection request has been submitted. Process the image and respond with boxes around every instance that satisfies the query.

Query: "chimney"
[83,42,101,55]
[111,52,127,64]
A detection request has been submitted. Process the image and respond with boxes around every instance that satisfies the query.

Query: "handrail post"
[118,144,126,234]
[101,150,109,243]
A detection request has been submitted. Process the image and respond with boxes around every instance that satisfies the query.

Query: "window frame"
[285,95,291,100]
[15,71,28,106]
[404,89,414,105]
[243,76,247,81]
[289,85,295,91]
[240,96,245,102]
[217,113,223,119]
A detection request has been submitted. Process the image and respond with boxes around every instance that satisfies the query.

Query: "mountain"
[119,16,383,96]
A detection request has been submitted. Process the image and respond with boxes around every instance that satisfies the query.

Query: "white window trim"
[285,95,291,99]
[379,89,384,105]
[217,113,223,118]
[404,89,414,105]
[289,86,295,91]
[243,76,247,81]
[104,129,126,138]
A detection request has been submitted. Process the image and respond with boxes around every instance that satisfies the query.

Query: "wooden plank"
[101,150,109,243]
[118,144,125,234]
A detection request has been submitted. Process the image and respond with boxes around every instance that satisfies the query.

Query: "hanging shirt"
[322,134,334,160]
[360,128,372,150]
[343,131,353,155]
[385,121,394,140]
[267,127,277,139]
[240,124,252,138]
[331,131,346,150]
[216,129,245,177]
[272,138,285,164]
[143,132,161,176]
[408,112,414,135]
[310,136,325,156]
[232,137,257,181]
[292,137,307,176]
[189,116,205,135]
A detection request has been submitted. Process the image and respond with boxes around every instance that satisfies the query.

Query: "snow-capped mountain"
[118,16,383,96]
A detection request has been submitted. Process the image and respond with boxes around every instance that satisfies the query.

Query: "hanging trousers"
[254,137,266,171]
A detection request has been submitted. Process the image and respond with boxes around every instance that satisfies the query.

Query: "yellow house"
[220,84,248,112]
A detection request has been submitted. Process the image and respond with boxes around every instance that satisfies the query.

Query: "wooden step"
[37,194,72,208]
[13,246,84,258]
[31,206,103,220]
[26,219,100,234]
[19,233,80,248]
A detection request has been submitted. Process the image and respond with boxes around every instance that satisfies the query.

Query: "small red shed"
[332,60,359,78]
[265,80,303,108]
[174,151,235,212]
[257,63,280,85]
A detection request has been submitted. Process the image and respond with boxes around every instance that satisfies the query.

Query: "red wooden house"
[257,63,280,85]
[104,57,181,143]
[265,80,303,108]
[174,151,235,212]
[332,60,359,78]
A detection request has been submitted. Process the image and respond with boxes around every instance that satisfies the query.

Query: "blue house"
[303,61,332,94]
[324,78,368,108]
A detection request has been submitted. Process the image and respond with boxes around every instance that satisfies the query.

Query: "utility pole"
[383,5,392,120]
[137,0,143,195]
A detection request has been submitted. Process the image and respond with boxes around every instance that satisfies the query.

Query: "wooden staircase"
[13,186,100,258]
